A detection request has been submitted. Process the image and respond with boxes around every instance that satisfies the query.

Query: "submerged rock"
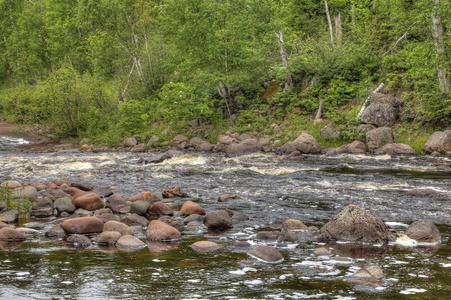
[218,194,241,202]
[257,231,281,241]
[283,219,308,230]
[317,204,396,243]
[405,188,439,197]
[190,241,221,252]
[405,219,441,244]
[346,264,384,285]
[249,245,284,264]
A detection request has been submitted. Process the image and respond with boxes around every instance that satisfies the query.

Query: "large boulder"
[97,231,122,246]
[103,220,133,236]
[203,210,233,230]
[54,197,76,214]
[45,224,66,238]
[123,137,138,147]
[249,245,284,264]
[149,201,173,217]
[374,143,416,155]
[106,194,128,214]
[0,210,19,223]
[423,130,451,155]
[74,193,104,211]
[325,141,366,156]
[0,227,26,241]
[180,201,206,216]
[171,135,189,150]
[317,204,396,243]
[225,138,263,158]
[12,186,38,202]
[405,220,441,244]
[361,93,401,127]
[277,133,321,155]
[158,216,184,233]
[145,220,181,241]
[61,217,104,234]
[128,191,160,203]
[366,127,394,152]
[130,200,151,216]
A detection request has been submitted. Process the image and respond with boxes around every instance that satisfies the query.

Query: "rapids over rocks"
[1,137,451,299]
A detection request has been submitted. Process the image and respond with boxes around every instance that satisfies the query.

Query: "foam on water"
[399,288,426,295]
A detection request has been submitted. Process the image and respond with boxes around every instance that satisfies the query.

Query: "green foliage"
[0,187,33,215]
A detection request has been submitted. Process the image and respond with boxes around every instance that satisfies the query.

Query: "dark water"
[1,141,451,299]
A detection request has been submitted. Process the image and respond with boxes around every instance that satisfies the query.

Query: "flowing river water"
[1,136,451,299]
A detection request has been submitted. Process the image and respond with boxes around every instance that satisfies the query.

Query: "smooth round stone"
[190,241,221,252]
[249,245,284,264]
[116,235,147,250]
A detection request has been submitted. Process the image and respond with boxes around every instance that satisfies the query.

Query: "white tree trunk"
[432,0,450,94]
[324,0,334,43]
[356,83,385,121]
[275,30,294,90]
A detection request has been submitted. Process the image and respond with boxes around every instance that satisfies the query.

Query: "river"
[0,136,450,299]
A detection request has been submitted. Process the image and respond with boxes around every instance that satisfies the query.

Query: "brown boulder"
[249,245,284,264]
[325,141,366,156]
[374,143,416,155]
[162,186,187,198]
[71,191,87,204]
[97,231,122,246]
[61,216,104,234]
[283,219,308,230]
[74,193,104,211]
[116,235,147,249]
[277,133,321,155]
[171,134,189,149]
[317,204,395,243]
[0,227,26,241]
[366,127,394,152]
[180,201,206,216]
[128,191,160,203]
[66,186,84,197]
[225,138,263,158]
[145,220,181,241]
[423,130,451,155]
[203,210,233,230]
[405,220,441,244]
[149,202,173,217]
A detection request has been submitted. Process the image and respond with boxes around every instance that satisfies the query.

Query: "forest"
[0,0,450,147]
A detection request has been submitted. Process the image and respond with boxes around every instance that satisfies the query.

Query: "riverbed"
[1,136,451,299]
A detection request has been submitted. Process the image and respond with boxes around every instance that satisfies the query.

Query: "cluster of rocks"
[0,179,443,286]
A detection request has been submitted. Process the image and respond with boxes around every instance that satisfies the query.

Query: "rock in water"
[346,264,384,285]
[66,235,91,248]
[116,235,147,250]
[249,245,284,264]
[180,201,206,216]
[203,210,233,230]
[103,221,133,236]
[317,204,395,243]
[97,231,122,246]
[0,227,26,241]
[74,193,104,211]
[190,241,221,252]
[145,220,181,241]
[405,220,441,244]
[374,143,416,155]
[366,127,394,152]
[61,217,104,234]
[225,138,263,158]
[128,191,160,203]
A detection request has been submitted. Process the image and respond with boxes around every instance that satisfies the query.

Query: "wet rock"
[190,241,221,252]
[325,141,367,156]
[66,235,91,248]
[374,143,416,155]
[61,216,104,234]
[0,180,22,189]
[16,228,40,235]
[106,194,128,213]
[249,245,284,264]
[0,227,26,241]
[279,229,298,242]
[12,186,38,201]
[234,241,251,249]
[203,210,233,230]
[162,186,187,198]
[74,208,93,217]
[180,201,206,216]
[34,197,53,209]
[366,127,394,152]
[91,188,114,198]
[423,130,451,155]
[30,207,53,217]
[144,150,183,164]
[71,182,95,192]
[45,224,66,238]
[117,235,147,250]
[283,219,308,230]
[74,193,104,211]
[232,212,250,221]
[218,194,241,202]
[320,125,340,139]
[346,264,384,284]
[405,188,439,197]
[158,216,184,233]
[149,202,173,217]
[103,220,133,236]
[183,214,204,224]
[130,200,151,216]
[123,137,138,147]
[406,220,441,244]
[0,210,19,223]
[186,221,203,227]
[277,133,321,155]
[128,191,160,203]
[146,220,182,241]
[120,214,149,227]
[313,247,332,256]
[225,138,263,158]
[257,231,281,241]
[54,197,76,214]
[317,204,396,243]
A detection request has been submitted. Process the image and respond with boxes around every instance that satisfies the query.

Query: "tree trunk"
[356,83,385,121]
[314,98,323,124]
[335,11,342,45]
[324,0,334,43]
[275,30,293,90]
[432,0,450,94]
